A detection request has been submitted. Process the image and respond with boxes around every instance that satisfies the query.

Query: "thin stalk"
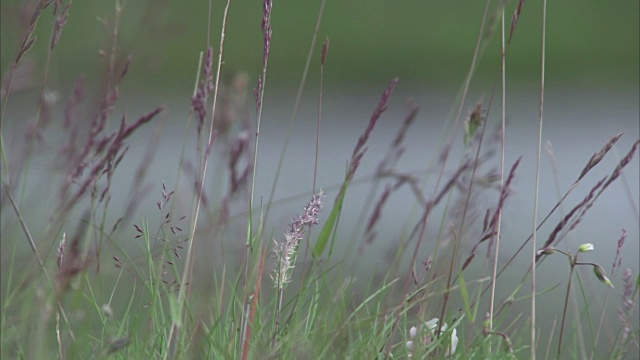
[106,1,122,95]
[489,6,507,334]
[313,38,327,194]
[181,0,231,303]
[16,0,76,215]
[241,245,267,360]
[248,0,274,242]
[263,0,327,225]
[242,1,274,344]
[385,2,495,354]
[532,0,548,357]
[558,276,575,358]
[558,255,577,358]
[5,188,45,273]
[441,89,495,336]
[433,0,494,191]
[299,36,328,294]
[3,185,75,342]
[438,226,461,341]
[273,286,284,347]
[0,65,15,127]
[168,0,232,357]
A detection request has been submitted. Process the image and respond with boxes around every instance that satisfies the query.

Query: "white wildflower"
[407,318,458,357]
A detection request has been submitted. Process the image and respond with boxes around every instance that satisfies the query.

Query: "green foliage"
[313,181,348,260]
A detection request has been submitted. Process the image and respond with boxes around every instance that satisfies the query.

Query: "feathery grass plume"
[461,157,521,272]
[617,268,637,342]
[387,100,420,163]
[1,0,52,135]
[348,78,399,183]
[601,139,639,190]
[261,0,273,68]
[536,177,606,262]
[612,228,627,275]
[272,190,325,290]
[253,76,262,113]
[253,0,272,112]
[313,78,398,259]
[14,0,52,66]
[363,184,392,246]
[373,99,420,176]
[578,132,623,181]
[249,0,274,253]
[50,1,71,50]
[485,134,636,291]
[191,47,214,134]
[360,100,420,249]
[60,106,165,212]
[117,185,187,297]
[538,139,638,260]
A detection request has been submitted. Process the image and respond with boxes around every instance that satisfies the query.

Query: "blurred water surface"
[2,84,638,345]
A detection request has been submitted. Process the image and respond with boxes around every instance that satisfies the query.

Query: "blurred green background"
[1,0,638,91]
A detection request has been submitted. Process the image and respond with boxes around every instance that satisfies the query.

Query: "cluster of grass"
[1,1,638,359]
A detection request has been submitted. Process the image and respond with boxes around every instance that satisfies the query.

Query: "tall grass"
[1,1,638,359]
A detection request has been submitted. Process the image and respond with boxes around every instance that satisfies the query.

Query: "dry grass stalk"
[361,100,420,248]
[191,47,214,134]
[321,37,330,65]
[376,100,420,176]
[508,0,526,45]
[483,135,637,293]
[50,1,71,50]
[538,139,639,261]
[617,268,637,343]
[14,0,52,66]
[261,0,273,69]
[60,106,165,212]
[272,190,324,348]
[461,157,521,272]
[348,77,399,184]
[601,139,639,190]
[611,228,627,275]
[228,128,252,195]
[536,176,606,262]
[363,184,392,246]
[578,132,623,181]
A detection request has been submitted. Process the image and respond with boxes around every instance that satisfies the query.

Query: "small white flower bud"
[578,243,594,252]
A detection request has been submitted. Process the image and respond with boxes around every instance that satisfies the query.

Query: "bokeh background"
[1,1,638,89]
[2,0,638,355]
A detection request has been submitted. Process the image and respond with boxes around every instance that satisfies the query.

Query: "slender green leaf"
[313,180,349,258]
[458,270,474,322]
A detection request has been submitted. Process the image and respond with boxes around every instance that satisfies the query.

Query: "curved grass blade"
[313,180,349,259]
